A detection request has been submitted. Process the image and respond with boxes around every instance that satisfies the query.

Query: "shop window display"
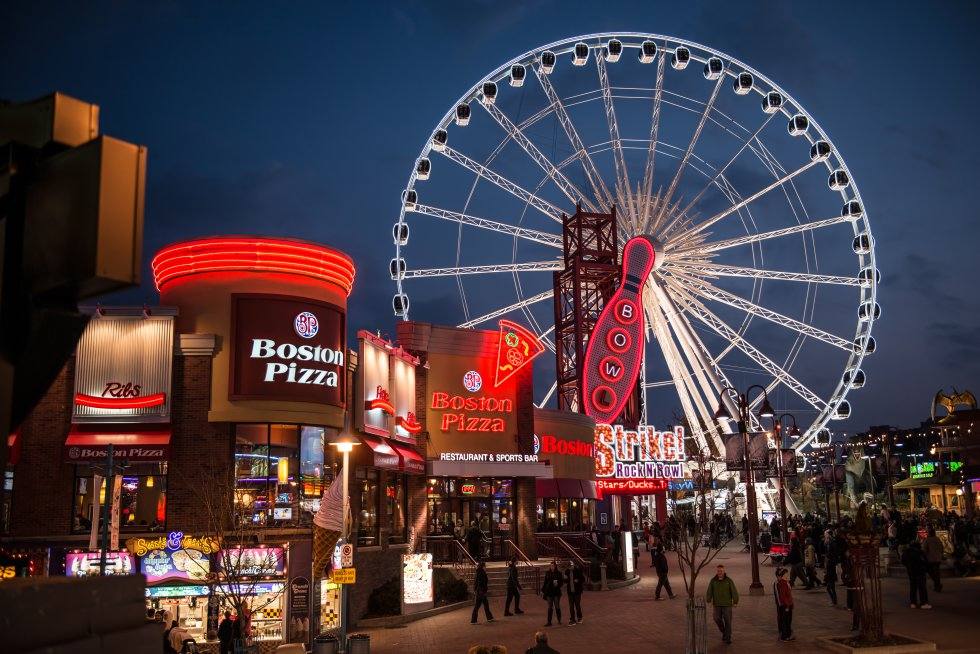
[537,497,595,532]
[235,424,337,527]
[425,477,515,559]
[72,463,167,533]
[355,468,379,546]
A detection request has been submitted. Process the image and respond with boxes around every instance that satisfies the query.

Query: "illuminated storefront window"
[72,463,167,533]
[537,498,595,532]
[355,468,379,546]
[385,474,408,544]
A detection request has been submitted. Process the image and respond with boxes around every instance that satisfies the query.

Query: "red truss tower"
[553,205,641,427]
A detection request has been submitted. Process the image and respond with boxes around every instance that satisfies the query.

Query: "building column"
[514,477,538,559]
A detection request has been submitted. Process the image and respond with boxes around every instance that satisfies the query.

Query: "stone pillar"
[514,477,538,559]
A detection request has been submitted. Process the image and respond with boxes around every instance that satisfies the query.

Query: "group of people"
[470,557,587,628]
[466,631,560,654]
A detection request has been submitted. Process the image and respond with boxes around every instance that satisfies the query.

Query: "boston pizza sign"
[231,294,346,406]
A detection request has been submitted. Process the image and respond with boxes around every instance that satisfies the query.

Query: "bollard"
[347,633,370,654]
[600,562,608,590]
[314,634,339,654]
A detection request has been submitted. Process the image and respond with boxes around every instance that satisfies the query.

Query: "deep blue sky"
[3,1,979,434]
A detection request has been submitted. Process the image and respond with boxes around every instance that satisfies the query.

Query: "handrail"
[504,539,541,596]
[554,536,588,568]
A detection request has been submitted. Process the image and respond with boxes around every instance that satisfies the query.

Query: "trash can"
[347,633,370,654]
[313,634,339,654]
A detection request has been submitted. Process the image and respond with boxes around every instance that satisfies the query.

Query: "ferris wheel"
[390,33,878,453]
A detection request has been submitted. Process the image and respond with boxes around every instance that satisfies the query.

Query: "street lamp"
[770,413,800,543]
[330,432,359,652]
[714,384,772,595]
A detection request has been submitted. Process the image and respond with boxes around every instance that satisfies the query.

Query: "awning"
[391,443,425,475]
[893,475,958,490]
[64,425,171,463]
[358,435,400,470]
[536,478,598,499]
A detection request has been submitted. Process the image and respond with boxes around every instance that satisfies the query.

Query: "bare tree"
[183,464,286,641]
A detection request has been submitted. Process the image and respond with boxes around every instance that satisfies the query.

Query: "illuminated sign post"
[594,423,686,497]
[401,553,434,614]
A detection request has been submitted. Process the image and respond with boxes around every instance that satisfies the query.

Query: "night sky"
[3,1,979,436]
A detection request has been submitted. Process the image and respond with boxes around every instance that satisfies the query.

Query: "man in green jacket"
[706,564,739,644]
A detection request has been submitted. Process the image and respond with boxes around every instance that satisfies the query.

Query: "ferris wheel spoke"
[667,261,862,286]
[533,63,614,209]
[666,279,828,413]
[537,380,558,408]
[651,74,727,233]
[481,102,598,213]
[411,203,563,249]
[639,53,667,235]
[666,114,778,237]
[440,146,563,222]
[670,159,821,247]
[595,50,634,228]
[672,275,855,351]
[457,289,553,328]
[674,214,853,255]
[403,261,562,279]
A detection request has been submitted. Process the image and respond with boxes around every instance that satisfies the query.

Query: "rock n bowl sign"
[594,424,686,492]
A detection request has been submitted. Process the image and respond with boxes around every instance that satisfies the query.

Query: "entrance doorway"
[426,477,515,560]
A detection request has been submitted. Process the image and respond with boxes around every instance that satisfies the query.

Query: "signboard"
[493,320,544,388]
[218,547,286,577]
[766,449,798,479]
[73,312,175,423]
[594,424,685,482]
[401,553,434,614]
[230,294,346,406]
[356,331,420,442]
[66,550,135,577]
[910,461,963,479]
[820,464,845,486]
[596,478,668,497]
[289,576,311,624]
[128,532,218,584]
[622,530,635,576]
[330,568,356,584]
[722,432,769,472]
[340,544,354,568]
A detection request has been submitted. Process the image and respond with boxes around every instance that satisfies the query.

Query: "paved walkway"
[359,543,980,653]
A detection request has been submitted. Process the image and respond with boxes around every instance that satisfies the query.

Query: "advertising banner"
[401,553,434,614]
[89,474,103,551]
[356,334,390,437]
[230,294,346,407]
[723,432,769,471]
[66,551,135,577]
[767,449,798,479]
[594,424,685,481]
[72,313,175,423]
[218,547,286,577]
[109,475,122,550]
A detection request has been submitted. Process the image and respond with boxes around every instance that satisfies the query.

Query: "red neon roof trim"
[74,392,167,409]
[151,237,356,295]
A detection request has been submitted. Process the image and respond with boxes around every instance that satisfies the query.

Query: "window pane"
[386,474,406,544]
[269,425,299,527]
[357,472,379,546]
[236,424,269,526]
[73,463,167,533]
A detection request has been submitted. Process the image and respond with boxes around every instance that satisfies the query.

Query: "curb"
[355,599,471,629]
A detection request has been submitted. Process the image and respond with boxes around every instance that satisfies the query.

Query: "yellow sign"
[330,568,356,584]
[125,533,220,557]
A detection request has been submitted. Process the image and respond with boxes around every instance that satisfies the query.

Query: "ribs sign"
[582,236,658,423]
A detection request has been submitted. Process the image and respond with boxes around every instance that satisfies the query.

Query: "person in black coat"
[565,562,585,624]
[901,541,931,609]
[466,521,484,559]
[653,546,676,600]
[216,611,236,654]
[504,555,525,616]
[541,560,564,626]
[471,560,495,624]
[611,526,623,563]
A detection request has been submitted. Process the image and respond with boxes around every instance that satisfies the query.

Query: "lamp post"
[714,384,774,595]
[831,443,842,522]
[883,432,896,508]
[770,414,800,543]
[330,433,359,653]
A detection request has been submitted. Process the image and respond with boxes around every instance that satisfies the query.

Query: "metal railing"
[425,537,477,584]
[504,539,541,595]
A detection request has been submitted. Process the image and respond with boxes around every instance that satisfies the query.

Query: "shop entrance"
[426,478,515,560]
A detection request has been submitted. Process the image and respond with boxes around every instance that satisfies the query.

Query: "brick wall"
[9,360,75,538]
[514,477,538,559]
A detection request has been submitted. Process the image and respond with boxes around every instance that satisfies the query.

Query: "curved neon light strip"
[75,392,167,409]
[366,399,395,414]
[151,237,356,296]
[396,415,423,434]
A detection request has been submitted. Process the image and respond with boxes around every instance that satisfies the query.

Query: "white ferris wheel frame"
[391,32,878,453]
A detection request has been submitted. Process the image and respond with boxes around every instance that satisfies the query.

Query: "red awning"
[390,443,425,475]
[581,480,597,499]
[536,478,596,499]
[358,435,400,470]
[536,479,560,498]
[557,479,584,498]
[64,426,171,463]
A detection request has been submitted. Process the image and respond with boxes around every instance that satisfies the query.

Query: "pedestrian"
[804,538,819,588]
[504,555,525,616]
[471,560,495,624]
[705,564,739,645]
[824,554,838,606]
[541,560,564,626]
[901,541,931,609]
[611,525,623,563]
[217,611,235,654]
[467,521,484,560]
[525,631,560,654]
[566,561,585,624]
[653,546,676,600]
[785,536,806,588]
[922,527,944,592]
[773,568,795,641]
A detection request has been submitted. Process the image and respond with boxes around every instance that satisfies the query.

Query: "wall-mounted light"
[277,457,289,484]
[146,476,154,488]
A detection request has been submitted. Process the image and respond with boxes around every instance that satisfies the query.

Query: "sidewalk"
[358,542,980,653]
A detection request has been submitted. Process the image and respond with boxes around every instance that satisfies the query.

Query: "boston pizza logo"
[294,311,319,339]
[533,434,541,455]
[462,370,482,393]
